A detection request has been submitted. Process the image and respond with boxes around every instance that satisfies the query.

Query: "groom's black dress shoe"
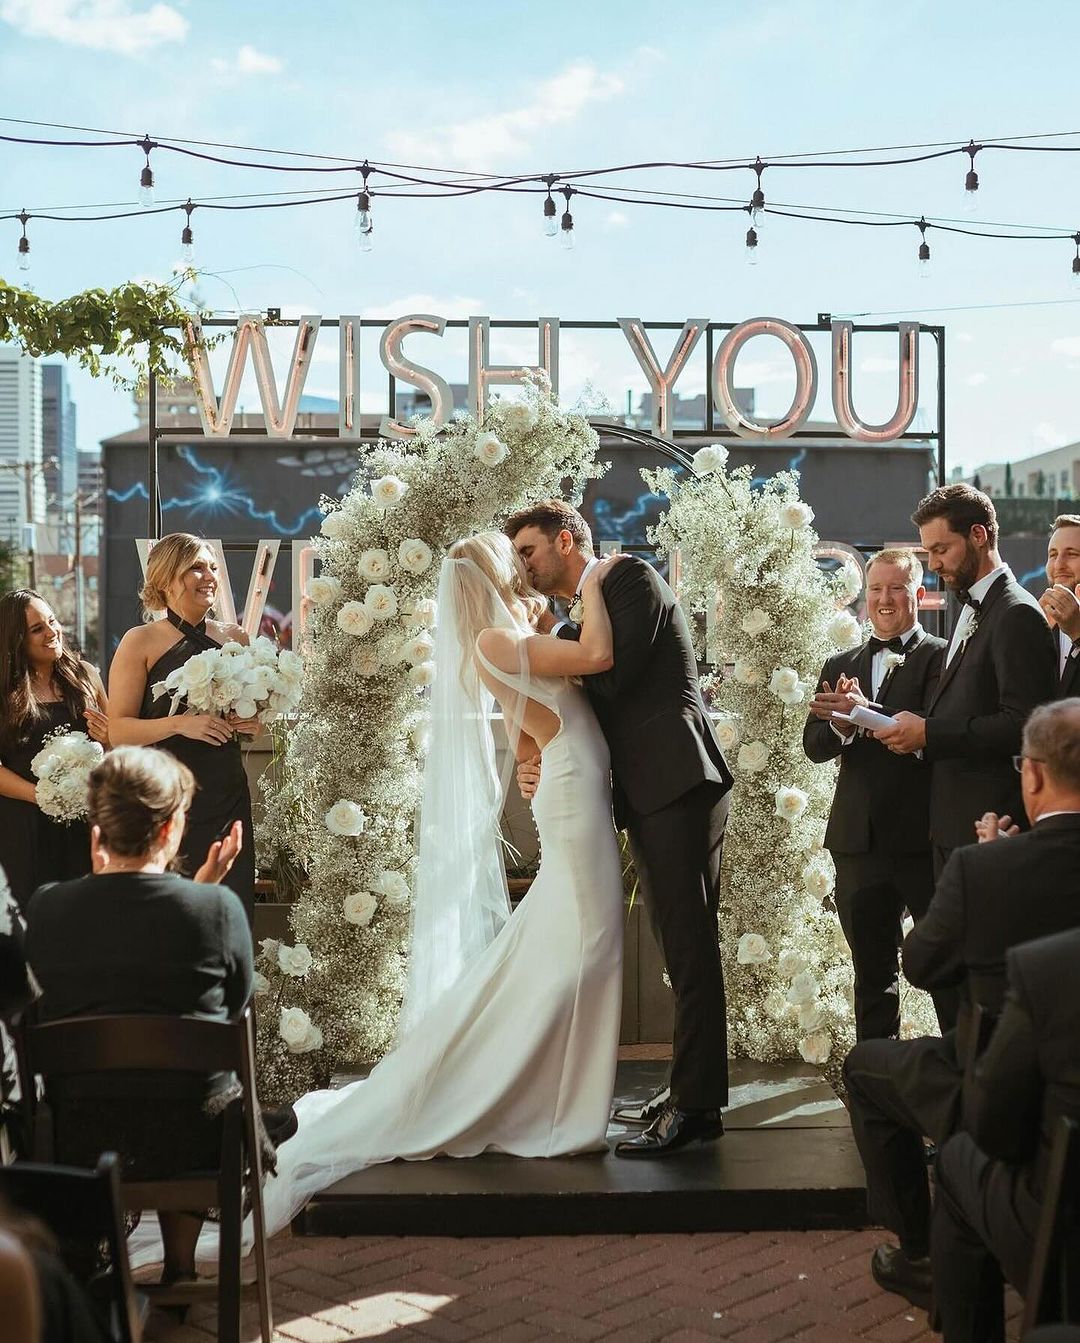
[869,1243,932,1311]
[612,1084,671,1126]
[613,1104,724,1158]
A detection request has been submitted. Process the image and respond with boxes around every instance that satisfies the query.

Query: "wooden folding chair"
[1022,1116,1080,1334]
[17,1006,272,1343]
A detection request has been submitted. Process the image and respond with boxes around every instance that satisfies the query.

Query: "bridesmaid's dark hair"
[88,747,195,857]
[0,590,98,755]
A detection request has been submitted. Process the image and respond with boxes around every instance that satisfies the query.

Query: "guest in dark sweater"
[24,745,251,1286]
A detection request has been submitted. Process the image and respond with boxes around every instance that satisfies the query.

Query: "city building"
[965,439,1080,499]
[0,345,45,547]
[42,362,78,519]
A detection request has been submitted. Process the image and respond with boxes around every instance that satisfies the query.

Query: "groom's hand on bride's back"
[517,754,542,799]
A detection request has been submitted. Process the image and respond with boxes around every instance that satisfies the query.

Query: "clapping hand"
[517,753,541,800]
[873,710,927,754]
[84,707,110,746]
[975,811,1020,843]
[194,820,243,884]
[1039,583,1080,639]
[808,674,868,722]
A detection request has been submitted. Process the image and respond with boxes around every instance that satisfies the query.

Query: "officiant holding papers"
[804,549,946,1040]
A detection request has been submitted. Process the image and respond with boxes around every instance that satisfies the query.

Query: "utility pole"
[23,462,35,590]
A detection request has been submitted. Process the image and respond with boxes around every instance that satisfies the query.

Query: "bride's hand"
[583,553,630,595]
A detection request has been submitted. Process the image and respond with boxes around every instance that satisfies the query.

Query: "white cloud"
[604,211,629,230]
[965,372,988,386]
[1050,337,1080,359]
[0,0,187,54]
[210,43,283,75]
[386,60,625,165]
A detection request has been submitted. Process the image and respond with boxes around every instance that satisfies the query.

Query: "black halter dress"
[140,610,255,921]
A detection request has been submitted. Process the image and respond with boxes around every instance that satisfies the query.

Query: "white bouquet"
[152,637,304,723]
[31,727,104,823]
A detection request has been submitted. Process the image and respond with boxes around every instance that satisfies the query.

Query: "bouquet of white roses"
[152,637,304,723]
[31,727,104,823]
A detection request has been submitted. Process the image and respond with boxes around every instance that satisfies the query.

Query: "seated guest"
[804,548,945,1039]
[0,1195,109,1343]
[932,926,1080,1343]
[23,745,252,1286]
[843,698,1080,1311]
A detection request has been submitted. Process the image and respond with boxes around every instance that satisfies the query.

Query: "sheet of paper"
[832,704,897,732]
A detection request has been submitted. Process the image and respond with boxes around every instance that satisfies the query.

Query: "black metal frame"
[145,316,945,538]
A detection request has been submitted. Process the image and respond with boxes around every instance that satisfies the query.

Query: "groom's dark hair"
[504,500,594,555]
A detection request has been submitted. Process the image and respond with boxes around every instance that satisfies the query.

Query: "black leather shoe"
[612,1084,671,1126]
[870,1243,932,1311]
[614,1104,723,1158]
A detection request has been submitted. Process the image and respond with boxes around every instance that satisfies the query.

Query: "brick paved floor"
[145,1227,1021,1342]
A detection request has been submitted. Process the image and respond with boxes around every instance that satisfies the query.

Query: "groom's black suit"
[558,556,734,1109]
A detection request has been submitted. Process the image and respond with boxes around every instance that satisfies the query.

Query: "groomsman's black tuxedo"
[932,926,1080,1343]
[803,629,946,1039]
[924,570,1056,863]
[843,814,1080,1260]
[558,556,734,1109]
[1055,628,1080,699]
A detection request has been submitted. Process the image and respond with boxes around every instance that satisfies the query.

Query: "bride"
[256,530,629,1234]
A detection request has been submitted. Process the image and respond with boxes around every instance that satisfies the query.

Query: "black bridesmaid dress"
[0,702,92,910]
[140,610,256,921]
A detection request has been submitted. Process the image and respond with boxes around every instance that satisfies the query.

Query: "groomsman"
[1039,512,1080,699]
[804,549,945,1040]
[875,484,1056,879]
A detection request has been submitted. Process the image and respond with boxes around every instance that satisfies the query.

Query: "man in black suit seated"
[1040,513,1080,700]
[874,484,1057,882]
[843,698,1080,1311]
[931,925,1080,1343]
[804,548,945,1040]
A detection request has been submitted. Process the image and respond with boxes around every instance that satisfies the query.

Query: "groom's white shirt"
[552,556,601,635]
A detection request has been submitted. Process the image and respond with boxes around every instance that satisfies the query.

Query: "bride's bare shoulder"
[476,626,526,672]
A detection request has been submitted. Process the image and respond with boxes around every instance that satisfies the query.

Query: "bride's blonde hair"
[447,532,546,675]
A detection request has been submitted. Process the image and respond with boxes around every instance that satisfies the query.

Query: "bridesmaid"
[107,533,258,921]
[0,590,108,910]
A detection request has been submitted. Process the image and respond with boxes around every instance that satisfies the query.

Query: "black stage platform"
[293,1059,868,1237]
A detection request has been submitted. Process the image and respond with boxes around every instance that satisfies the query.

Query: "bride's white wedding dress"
[258,653,624,1237]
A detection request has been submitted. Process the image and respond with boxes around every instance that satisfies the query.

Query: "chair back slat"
[22,1013,240,1075]
[1022,1116,1080,1331]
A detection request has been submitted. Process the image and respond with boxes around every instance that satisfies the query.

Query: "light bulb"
[745,226,759,266]
[543,194,558,238]
[139,165,155,208]
[1072,256,1080,289]
[918,241,932,279]
[181,241,195,266]
[560,210,574,249]
[963,168,979,214]
[355,191,373,251]
[17,239,29,272]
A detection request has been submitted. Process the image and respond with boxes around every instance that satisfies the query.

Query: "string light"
[1072,233,1080,288]
[138,134,156,208]
[749,156,766,231]
[16,209,29,271]
[542,175,558,237]
[354,161,373,252]
[963,140,980,214]
[180,198,195,265]
[916,216,931,278]
[745,220,759,266]
[560,186,575,250]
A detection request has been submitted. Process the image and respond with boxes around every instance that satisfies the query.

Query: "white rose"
[763,989,788,1021]
[403,598,437,629]
[693,444,729,476]
[278,649,303,681]
[371,474,409,508]
[234,697,258,720]
[798,1031,831,1065]
[778,683,807,707]
[276,943,313,977]
[737,740,770,773]
[357,548,392,582]
[181,650,216,688]
[714,714,740,753]
[736,932,772,965]
[775,786,809,822]
[343,890,377,927]
[279,1006,323,1054]
[320,511,348,540]
[402,633,435,666]
[740,607,772,636]
[336,602,374,637]
[502,400,538,434]
[258,937,280,965]
[351,645,380,678]
[372,870,410,906]
[397,538,433,575]
[836,561,863,604]
[409,661,436,689]
[787,970,820,1006]
[474,431,509,466]
[307,575,341,607]
[798,1001,825,1032]
[325,800,367,837]
[733,659,762,687]
[778,949,807,979]
[781,500,814,530]
[827,611,863,651]
[252,971,270,995]
[768,667,801,698]
[364,585,398,621]
[802,861,834,901]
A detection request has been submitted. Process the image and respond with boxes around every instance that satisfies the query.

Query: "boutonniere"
[956,615,980,654]
[568,594,584,624]
[882,651,906,673]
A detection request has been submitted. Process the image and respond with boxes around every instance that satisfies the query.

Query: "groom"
[506,501,734,1157]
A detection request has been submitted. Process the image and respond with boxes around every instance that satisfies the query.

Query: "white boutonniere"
[881,651,906,673]
[568,594,584,624]
[956,615,980,654]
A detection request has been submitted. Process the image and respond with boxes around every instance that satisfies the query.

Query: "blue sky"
[3,0,1080,472]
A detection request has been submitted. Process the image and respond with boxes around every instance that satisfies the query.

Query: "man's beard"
[947,540,982,591]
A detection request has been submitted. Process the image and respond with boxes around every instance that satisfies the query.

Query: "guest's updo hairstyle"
[88,746,195,857]
[139,533,212,621]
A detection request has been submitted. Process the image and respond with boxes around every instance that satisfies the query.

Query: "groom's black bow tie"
[956,590,982,612]
[867,635,905,654]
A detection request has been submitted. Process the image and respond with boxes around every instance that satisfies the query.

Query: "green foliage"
[0,274,198,389]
